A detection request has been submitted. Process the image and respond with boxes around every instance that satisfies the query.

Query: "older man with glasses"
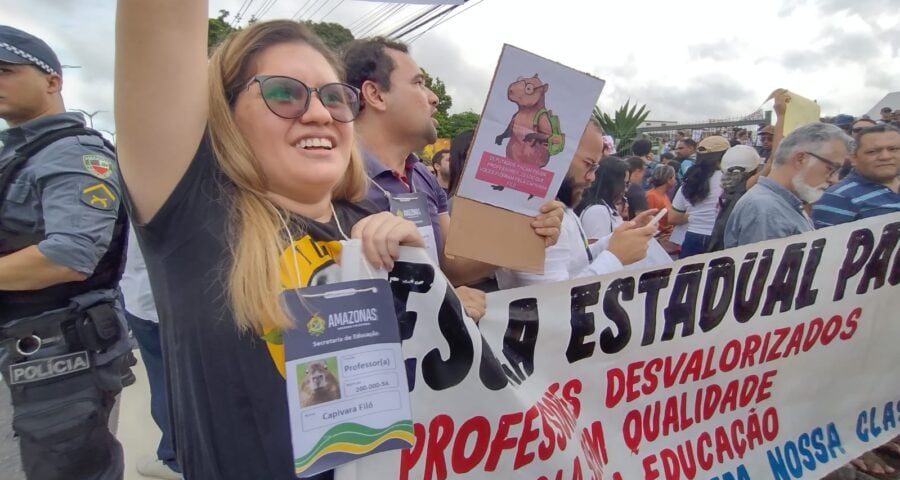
[724,122,851,248]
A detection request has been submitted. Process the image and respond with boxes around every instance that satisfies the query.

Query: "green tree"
[438,111,480,139]
[593,101,650,155]
[422,70,452,115]
[305,21,354,53]
[208,10,237,50]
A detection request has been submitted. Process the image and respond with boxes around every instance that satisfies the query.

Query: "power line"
[393,5,455,40]
[385,4,441,38]
[376,4,430,37]
[408,0,484,44]
[307,0,332,20]
[231,0,255,27]
[356,3,405,37]
[292,0,315,19]
[318,0,345,21]
[294,0,324,20]
[256,0,281,19]
[348,3,391,31]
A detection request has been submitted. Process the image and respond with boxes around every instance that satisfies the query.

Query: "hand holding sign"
[531,200,565,247]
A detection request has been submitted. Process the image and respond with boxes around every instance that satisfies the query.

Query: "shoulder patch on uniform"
[80,182,118,210]
[82,154,114,179]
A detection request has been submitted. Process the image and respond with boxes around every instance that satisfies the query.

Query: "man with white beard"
[724,123,850,248]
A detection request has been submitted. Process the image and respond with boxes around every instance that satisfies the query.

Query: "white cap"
[721,145,762,173]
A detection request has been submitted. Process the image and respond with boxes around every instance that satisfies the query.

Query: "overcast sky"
[2,0,898,135]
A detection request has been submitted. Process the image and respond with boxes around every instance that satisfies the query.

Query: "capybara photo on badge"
[298,358,341,407]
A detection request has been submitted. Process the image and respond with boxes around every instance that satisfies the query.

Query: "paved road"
[0,380,25,480]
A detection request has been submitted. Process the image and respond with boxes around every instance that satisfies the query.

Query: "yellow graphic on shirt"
[264,235,343,377]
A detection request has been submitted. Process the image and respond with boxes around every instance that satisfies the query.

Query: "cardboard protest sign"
[782,91,821,135]
[447,45,605,273]
[337,212,900,480]
[456,45,605,216]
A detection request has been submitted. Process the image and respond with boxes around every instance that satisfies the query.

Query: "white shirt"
[120,227,159,322]
[579,202,624,240]
[496,209,623,289]
[672,171,723,236]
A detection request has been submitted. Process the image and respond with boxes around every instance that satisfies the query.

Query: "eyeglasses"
[803,151,842,175]
[248,75,361,123]
[583,158,600,173]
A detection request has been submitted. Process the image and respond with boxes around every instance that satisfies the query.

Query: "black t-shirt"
[133,137,372,480]
[625,182,649,219]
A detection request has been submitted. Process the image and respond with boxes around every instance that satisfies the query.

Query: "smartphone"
[649,208,668,226]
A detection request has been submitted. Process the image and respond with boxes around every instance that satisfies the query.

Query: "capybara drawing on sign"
[495,74,565,169]
[299,360,340,407]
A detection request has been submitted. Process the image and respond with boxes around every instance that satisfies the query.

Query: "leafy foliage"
[208,10,237,51]
[305,21,354,53]
[438,111,480,139]
[593,101,651,155]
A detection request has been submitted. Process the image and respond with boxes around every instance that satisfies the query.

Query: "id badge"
[281,279,414,477]
[389,192,440,264]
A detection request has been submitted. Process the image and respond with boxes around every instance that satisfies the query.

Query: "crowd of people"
[0,4,898,480]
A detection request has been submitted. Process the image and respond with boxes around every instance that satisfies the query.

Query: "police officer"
[0,26,131,480]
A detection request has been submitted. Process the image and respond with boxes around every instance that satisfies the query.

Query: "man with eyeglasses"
[495,120,658,289]
[812,124,900,228]
[343,37,565,319]
[724,122,851,248]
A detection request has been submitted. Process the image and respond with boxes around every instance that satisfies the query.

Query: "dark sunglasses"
[248,75,361,123]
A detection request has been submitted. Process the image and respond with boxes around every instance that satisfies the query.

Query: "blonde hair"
[207,20,367,333]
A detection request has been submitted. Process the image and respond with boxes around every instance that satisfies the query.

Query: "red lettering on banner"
[515,407,541,469]
[424,414,454,480]
[485,411,523,471]
[451,416,491,474]
[640,407,780,479]
[474,151,554,197]
[400,422,427,480]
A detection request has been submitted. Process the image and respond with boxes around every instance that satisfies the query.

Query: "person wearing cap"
[0,25,131,479]
[831,114,855,134]
[668,135,729,257]
[706,145,761,252]
[724,123,850,248]
[756,125,775,161]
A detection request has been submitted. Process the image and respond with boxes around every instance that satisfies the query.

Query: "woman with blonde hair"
[115,2,422,478]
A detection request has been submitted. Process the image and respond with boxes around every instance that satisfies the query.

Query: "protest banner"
[337,212,900,480]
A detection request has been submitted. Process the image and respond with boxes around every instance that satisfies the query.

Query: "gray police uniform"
[0,112,130,480]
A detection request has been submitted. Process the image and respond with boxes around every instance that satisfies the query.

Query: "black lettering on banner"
[734,249,773,322]
[661,263,703,341]
[421,283,476,391]
[567,282,601,364]
[478,336,509,391]
[795,238,825,309]
[600,278,634,354]
[699,257,734,332]
[501,298,539,384]
[638,269,672,346]
[762,242,806,316]
[858,221,900,294]
[390,261,436,391]
[834,228,874,301]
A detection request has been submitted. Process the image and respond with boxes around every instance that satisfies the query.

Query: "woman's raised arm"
[114,0,210,222]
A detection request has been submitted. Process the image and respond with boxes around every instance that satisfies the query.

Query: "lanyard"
[568,210,593,263]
